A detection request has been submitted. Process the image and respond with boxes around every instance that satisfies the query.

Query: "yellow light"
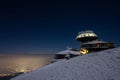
[80,48,89,55]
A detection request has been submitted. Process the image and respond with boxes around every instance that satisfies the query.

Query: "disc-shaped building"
[76,30,115,54]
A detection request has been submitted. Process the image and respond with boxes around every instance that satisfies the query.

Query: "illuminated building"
[76,30,115,54]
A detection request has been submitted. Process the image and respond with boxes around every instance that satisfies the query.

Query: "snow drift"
[11,48,120,80]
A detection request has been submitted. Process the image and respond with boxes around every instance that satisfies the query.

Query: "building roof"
[82,40,109,45]
[56,49,79,55]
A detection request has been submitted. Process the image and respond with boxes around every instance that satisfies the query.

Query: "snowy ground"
[11,48,120,80]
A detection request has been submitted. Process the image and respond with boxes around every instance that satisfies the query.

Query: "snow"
[56,49,79,55]
[82,40,108,44]
[11,47,120,80]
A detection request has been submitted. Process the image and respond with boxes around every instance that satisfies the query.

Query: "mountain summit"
[11,48,120,80]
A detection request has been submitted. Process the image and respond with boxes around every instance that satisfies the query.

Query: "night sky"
[0,0,120,54]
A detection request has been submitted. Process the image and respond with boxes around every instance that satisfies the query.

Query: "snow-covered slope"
[11,48,120,80]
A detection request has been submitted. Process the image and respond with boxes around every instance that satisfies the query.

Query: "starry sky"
[0,0,120,54]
